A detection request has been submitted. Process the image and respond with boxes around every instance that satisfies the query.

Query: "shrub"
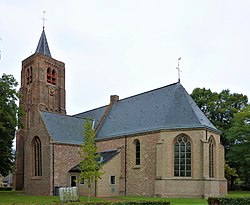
[84,201,170,205]
[208,197,250,205]
[0,187,12,191]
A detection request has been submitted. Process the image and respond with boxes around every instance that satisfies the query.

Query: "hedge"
[84,202,170,205]
[0,187,12,191]
[208,197,250,205]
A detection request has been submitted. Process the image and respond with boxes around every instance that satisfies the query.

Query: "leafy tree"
[191,88,248,148]
[79,118,103,201]
[0,74,19,176]
[226,105,250,186]
[225,162,238,190]
[191,88,249,188]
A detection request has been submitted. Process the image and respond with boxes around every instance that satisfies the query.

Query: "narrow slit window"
[209,136,215,178]
[110,176,116,185]
[33,136,42,176]
[135,140,140,165]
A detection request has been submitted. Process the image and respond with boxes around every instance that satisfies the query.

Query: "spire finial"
[176,57,181,83]
[41,11,47,29]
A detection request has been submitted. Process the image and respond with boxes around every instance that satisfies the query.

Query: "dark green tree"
[225,161,238,190]
[191,88,248,147]
[191,87,249,188]
[0,74,19,176]
[79,118,103,201]
[226,105,250,187]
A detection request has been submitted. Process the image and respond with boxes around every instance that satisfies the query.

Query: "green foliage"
[0,74,19,176]
[225,162,239,190]
[79,118,103,200]
[191,88,248,147]
[84,202,170,205]
[208,197,250,205]
[225,162,238,179]
[191,87,249,188]
[226,105,250,186]
[0,187,12,191]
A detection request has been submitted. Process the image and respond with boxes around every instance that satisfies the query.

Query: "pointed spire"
[35,28,52,57]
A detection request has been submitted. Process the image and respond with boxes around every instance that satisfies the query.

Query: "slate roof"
[41,112,86,144]
[35,29,52,57]
[41,82,220,145]
[95,82,219,139]
[69,149,119,172]
[73,105,108,129]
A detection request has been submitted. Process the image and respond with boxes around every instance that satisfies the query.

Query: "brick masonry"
[14,47,227,198]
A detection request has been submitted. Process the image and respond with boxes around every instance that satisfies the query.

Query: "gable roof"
[72,105,108,128]
[35,29,52,57]
[41,82,220,145]
[41,112,86,144]
[69,149,119,172]
[94,82,219,139]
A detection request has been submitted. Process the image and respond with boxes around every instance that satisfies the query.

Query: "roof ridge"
[73,82,179,116]
[72,104,108,117]
[180,87,218,130]
[118,82,179,103]
[41,111,85,120]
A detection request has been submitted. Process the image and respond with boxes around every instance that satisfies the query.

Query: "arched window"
[209,136,215,178]
[27,67,33,85]
[32,136,42,176]
[134,139,140,165]
[47,68,56,85]
[174,135,191,177]
[52,69,56,85]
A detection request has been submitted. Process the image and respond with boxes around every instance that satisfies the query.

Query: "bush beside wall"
[208,197,250,205]
[0,187,12,191]
[84,202,170,205]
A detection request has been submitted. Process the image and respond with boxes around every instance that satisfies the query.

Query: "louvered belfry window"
[27,67,33,85]
[47,67,56,85]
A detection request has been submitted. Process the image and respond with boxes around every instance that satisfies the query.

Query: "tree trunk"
[88,183,91,202]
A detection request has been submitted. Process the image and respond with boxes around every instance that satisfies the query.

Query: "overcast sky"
[0,0,249,115]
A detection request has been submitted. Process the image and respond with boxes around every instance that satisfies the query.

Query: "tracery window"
[174,135,191,177]
[209,136,215,178]
[47,67,56,85]
[27,67,33,85]
[32,136,42,176]
[134,139,140,165]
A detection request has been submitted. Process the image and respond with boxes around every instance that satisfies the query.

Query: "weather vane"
[41,11,47,29]
[176,57,181,83]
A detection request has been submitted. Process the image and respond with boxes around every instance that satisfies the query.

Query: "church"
[13,28,227,198]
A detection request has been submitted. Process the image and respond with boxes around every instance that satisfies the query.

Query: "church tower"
[14,28,66,190]
[20,28,66,129]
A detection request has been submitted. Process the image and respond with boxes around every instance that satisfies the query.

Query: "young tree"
[79,118,103,201]
[0,74,19,176]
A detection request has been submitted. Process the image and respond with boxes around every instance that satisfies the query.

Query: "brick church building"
[13,28,227,198]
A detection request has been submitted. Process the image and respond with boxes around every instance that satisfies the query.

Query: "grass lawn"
[117,196,207,205]
[0,190,249,205]
[0,191,104,204]
[228,190,250,197]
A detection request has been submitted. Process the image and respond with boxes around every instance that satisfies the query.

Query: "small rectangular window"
[110,176,116,185]
[80,178,84,185]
